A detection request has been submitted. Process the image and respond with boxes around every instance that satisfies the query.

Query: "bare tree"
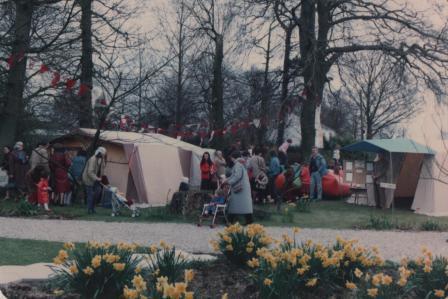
[186,0,240,146]
[246,0,448,156]
[338,52,421,139]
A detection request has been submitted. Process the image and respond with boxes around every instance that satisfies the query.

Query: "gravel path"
[0,217,447,262]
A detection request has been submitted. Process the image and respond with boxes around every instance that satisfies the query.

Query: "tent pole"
[389,151,394,213]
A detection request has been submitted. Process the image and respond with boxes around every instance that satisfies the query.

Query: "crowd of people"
[1,140,107,213]
[198,139,331,224]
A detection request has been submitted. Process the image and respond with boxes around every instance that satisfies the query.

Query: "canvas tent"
[342,138,439,212]
[53,129,214,206]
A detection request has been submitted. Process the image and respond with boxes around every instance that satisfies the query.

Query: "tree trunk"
[175,19,184,126]
[299,0,316,158]
[0,0,34,146]
[211,34,224,146]
[258,22,273,146]
[79,0,93,128]
[276,27,292,146]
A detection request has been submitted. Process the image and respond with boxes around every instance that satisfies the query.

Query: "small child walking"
[36,171,51,211]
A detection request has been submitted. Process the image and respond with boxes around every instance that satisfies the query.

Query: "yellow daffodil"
[113,263,126,271]
[185,269,195,283]
[159,240,171,250]
[225,244,233,251]
[247,258,260,268]
[63,242,75,250]
[381,274,393,286]
[221,293,228,299]
[83,266,94,276]
[69,263,78,274]
[434,289,445,298]
[91,255,102,269]
[53,289,64,296]
[371,274,382,286]
[222,235,232,243]
[132,274,147,291]
[367,288,378,298]
[345,281,357,290]
[246,247,253,253]
[263,278,273,286]
[53,257,63,265]
[306,278,318,287]
[123,286,139,299]
[293,227,301,234]
[135,266,141,274]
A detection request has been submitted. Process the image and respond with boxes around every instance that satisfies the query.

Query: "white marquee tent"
[54,129,214,206]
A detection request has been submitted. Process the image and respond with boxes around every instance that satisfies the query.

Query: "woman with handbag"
[225,151,253,225]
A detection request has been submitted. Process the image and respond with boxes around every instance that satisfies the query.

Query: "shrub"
[407,248,448,298]
[17,199,38,216]
[295,195,311,213]
[420,219,444,231]
[51,241,142,299]
[211,223,272,266]
[124,270,196,299]
[250,230,385,299]
[364,215,395,230]
[145,241,190,284]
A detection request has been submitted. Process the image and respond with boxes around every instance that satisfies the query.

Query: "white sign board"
[380,182,396,190]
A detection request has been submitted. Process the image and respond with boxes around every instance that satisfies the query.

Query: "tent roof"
[342,138,436,155]
[66,128,213,154]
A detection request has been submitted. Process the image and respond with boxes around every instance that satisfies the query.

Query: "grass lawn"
[258,200,448,230]
[0,238,64,266]
[1,198,448,231]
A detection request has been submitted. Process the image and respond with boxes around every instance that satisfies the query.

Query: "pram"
[197,176,231,228]
[104,185,140,218]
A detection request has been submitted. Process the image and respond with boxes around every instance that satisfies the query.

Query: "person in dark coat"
[9,141,29,199]
[2,146,13,200]
[69,149,87,203]
[50,144,72,205]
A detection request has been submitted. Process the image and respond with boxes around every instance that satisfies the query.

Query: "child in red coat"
[36,171,51,211]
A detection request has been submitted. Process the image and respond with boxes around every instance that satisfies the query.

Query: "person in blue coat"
[267,150,282,209]
[309,146,328,200]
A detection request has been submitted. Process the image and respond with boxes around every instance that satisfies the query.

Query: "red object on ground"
[300,166,350,198]
[275,173,286,190]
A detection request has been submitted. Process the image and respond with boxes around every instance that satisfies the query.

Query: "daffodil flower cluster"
[212,223,272,266]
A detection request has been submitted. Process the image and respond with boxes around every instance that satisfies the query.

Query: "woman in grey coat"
[226,151,253,224]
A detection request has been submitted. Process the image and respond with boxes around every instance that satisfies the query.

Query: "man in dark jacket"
[309,146,328,200]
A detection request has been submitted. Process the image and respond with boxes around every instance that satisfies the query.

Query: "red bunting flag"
[65,79,76,90]
[78,83,90,96]
[51,72,61,88]
[39,64,49,73]
[7,54,15,69]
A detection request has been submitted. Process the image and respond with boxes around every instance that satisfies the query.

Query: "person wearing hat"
[82,147,107,214]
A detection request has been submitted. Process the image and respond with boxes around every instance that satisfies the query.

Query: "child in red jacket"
[36,171,51,211]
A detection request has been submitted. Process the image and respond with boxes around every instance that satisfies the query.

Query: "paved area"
[0,217,447,262]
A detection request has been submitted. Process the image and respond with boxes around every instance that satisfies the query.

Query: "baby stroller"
[197,176,231,228]
[105,185,140,218]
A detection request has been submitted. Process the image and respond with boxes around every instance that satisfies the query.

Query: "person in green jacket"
[82,147,107,214]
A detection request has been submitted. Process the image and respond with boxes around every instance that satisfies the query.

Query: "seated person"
[204,176,229,215]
